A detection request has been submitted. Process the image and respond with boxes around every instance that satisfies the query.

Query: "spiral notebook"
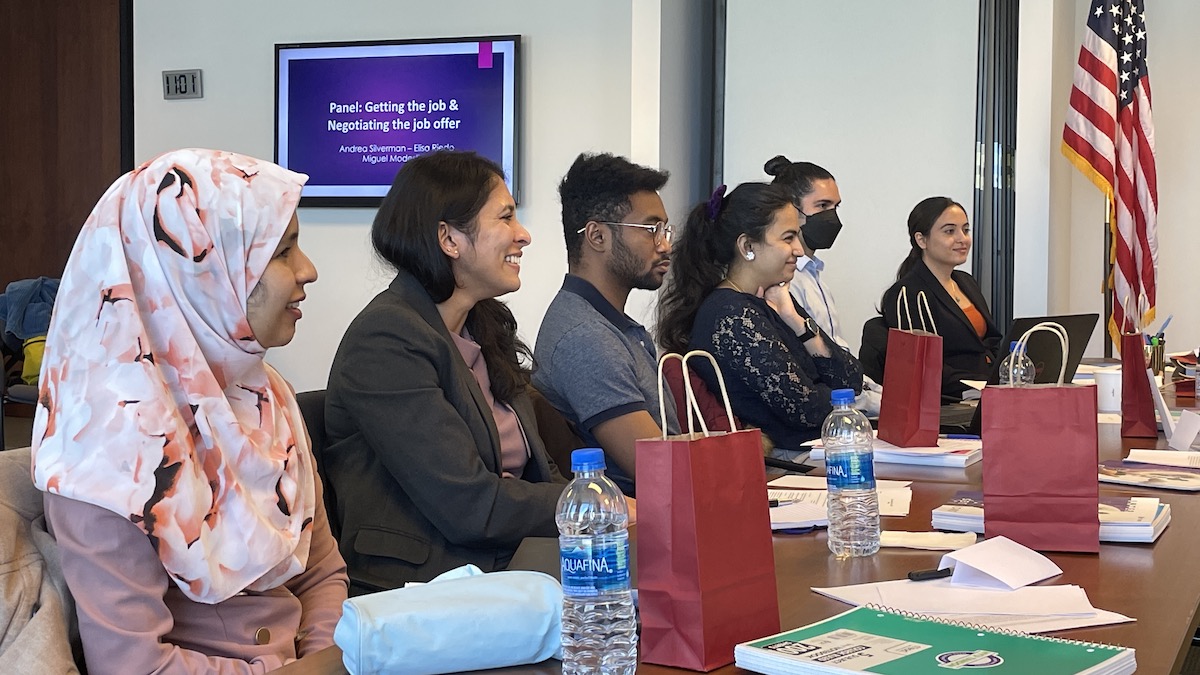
[734,606,1134,675]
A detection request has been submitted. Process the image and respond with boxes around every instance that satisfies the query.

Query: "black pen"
[907,567,953,582]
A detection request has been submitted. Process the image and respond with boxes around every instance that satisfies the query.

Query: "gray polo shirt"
[533,275,679,496]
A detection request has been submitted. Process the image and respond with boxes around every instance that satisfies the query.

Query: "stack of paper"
[735,606,1136,675]
[810,537,1135,634]
[805,435,982,468]
[768,488,912,531]
[931,491,1170,543]
[1098,448,1200,491]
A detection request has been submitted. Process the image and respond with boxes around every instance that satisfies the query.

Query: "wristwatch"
[797,316,819,342]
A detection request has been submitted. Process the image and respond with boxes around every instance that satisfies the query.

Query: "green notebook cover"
[738,606,1132,674]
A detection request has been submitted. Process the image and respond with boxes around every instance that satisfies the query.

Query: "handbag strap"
[656,350,737,439]
[1012,321,1069,386]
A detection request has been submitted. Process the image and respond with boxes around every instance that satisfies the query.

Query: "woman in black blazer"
[324,151,568,593]
[878,197,1002,403]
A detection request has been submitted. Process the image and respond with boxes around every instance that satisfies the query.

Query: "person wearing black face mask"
[764,155,882,414]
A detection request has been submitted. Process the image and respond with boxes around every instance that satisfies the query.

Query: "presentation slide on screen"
[278,41,516,198]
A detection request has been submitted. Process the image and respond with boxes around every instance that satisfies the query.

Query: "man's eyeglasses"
[576,221,675,244]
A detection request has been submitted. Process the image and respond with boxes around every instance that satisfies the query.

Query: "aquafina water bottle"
[556,448,636,674]
[822,388,880,557]
[998,341,1036,385]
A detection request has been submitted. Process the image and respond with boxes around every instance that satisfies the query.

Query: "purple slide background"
[287,52,506,186]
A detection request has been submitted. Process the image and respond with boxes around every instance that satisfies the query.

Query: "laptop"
[940,313,1100,433]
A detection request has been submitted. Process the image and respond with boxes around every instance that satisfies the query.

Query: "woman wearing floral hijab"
[31,148,347,673]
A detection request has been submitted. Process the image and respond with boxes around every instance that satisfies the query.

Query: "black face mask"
[800,208,843,250]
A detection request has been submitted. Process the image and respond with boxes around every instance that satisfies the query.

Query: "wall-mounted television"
[275,35,520,207]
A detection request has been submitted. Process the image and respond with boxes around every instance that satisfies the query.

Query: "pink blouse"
[451,330,530,478]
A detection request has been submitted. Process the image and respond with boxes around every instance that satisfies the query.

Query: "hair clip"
[706,184,728,220]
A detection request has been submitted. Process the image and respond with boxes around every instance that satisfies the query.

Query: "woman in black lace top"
[657,182,863,452]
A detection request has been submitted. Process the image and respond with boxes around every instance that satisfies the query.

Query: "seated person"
[657,182,863,455]
[534,153,680,496]
[325,151,571,594]
[878,197,1002,402]
[765,154,881,414]
[33,148,348,673]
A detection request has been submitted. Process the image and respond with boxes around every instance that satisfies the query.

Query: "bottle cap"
[1009,340,1022,353]
[570,448,606,472]
[830,388,856,406]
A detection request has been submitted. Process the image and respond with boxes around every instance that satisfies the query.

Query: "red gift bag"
[636,351,779,671]
[1120,332,1157,438]
[878,288,943,447]
[982,322,1100,553]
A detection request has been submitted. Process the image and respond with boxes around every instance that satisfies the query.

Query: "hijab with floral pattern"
[31,148,316,604]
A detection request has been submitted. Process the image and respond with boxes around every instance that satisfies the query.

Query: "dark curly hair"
[371,151,532,403]
[763,154,835,209]
[657,182,794,355]
[558,152,669,265]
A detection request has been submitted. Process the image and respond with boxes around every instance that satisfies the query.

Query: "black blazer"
[880,260,1002,402]
[324,271,566,593]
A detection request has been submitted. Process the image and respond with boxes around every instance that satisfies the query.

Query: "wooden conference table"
[280,414,1200,675]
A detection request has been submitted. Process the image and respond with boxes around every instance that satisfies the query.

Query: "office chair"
[0,320,38,449]
[296,389,339,539]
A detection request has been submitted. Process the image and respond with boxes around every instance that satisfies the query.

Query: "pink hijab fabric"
[31,148,316,604]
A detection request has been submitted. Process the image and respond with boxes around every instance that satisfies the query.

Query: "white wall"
[723,0,979,354]
[136,0,708,391]
[1036,0,1200,356]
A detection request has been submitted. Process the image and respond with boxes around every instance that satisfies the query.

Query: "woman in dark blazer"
[879,197,1002,403]
[324,151,567,594]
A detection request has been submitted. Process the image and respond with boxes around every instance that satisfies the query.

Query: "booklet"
[735,606,1135,675]
[1099,459,1200,491]
[806,436,982,468]
[931,491,1170,543]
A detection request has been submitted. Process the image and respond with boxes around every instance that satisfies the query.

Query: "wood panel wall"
[0,0,128,288]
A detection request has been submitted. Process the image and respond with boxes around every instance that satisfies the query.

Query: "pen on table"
[907,567,953,582]
[768,499,796,508]
[941,434,981,440]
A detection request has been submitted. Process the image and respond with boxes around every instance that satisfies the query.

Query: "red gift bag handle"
[657,350,737,439]
[896,286,939,335]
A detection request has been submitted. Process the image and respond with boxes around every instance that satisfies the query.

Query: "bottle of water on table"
[998,340,1035,386]
[822,388,880,557]
[556,448,636,675]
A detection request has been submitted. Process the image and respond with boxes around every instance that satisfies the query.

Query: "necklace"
[723,278,746,293]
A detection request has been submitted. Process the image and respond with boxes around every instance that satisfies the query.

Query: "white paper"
[768,488,911,528]
[938,536,1063,590]
[768,475,912,490]
[961,379,986,391]
[876,581,1096,616]
[1127,448,1200,467]
[1168,410,1200,451]
[769,499,827,530]
[1151,367,1176,438]
[810,579,1134,633]
[879,531,977,550]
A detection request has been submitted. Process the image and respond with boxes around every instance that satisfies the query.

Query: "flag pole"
[1103,197,1113,358]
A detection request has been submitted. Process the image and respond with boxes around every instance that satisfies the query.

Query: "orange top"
[960,301,987,339]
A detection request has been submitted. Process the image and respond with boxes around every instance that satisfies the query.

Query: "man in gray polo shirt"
[533,153,680,496]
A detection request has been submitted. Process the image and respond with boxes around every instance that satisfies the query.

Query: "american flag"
[1061,0,1157,340]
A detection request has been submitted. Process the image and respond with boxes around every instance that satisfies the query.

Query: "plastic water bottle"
[556,448,637,675]
[822,388,880,558]
[998,341,1035,386]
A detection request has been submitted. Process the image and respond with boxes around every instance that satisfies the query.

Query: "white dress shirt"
[789,254,883,415]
